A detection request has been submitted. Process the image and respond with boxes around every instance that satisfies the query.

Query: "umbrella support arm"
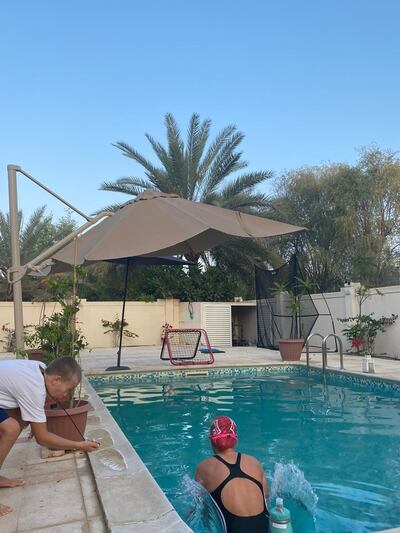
[18,167,92,221]
[9,212,111,283]
[7,164,112,354]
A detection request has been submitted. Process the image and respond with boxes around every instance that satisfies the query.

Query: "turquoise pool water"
[94,370,400,532]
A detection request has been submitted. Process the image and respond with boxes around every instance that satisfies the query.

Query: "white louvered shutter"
[204,304,232,347]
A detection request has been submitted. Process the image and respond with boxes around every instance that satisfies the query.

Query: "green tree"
[269,147,400,290]
[0,207,76,300]
[99,113,275,283]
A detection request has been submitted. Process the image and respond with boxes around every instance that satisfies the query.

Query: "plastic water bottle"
[270,498,293,533]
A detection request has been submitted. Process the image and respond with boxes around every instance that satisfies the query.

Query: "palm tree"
[0,207,75,300]
[100,113,275,283]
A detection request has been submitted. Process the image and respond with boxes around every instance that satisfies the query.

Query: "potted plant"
[161,322,173,342]
[271,278,313,361]
[338,285,397,371]
[101,316,138,347]
[25,276,91,443]
[25,301,88,364]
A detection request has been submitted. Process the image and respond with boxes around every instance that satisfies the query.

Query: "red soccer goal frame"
[160,328,215,366]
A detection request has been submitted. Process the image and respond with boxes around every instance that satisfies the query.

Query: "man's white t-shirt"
[0,359,47,423]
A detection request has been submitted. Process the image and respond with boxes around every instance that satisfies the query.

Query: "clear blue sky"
[1,0,399,223]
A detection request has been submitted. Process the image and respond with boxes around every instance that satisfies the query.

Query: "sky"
[1,0,400,224]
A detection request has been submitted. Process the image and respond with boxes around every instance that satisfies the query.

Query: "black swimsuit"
[210,453,270,533]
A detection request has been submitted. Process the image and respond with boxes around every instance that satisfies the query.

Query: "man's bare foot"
[0,503,13,517]
[0,476,25,488]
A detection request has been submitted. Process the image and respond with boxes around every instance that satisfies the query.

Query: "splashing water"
[176,475,225,533]
[270,462,318,531]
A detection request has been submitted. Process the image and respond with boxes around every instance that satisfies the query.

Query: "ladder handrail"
[305,333,324,368]
[322,334,344,370]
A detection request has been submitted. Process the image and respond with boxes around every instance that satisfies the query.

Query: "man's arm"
[30,422,99,452]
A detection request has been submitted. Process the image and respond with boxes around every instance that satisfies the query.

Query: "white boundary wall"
[0,298,180,349]
[0,284,399,356]
[308,283,400,358]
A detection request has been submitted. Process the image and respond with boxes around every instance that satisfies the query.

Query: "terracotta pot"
[45,400,91,445]
[27,349,46,362]
[278,339,304,361]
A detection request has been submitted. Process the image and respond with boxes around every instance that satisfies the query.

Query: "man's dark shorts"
[0,407,10,423]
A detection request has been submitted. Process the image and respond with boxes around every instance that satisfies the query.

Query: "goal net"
[160,328,215,366]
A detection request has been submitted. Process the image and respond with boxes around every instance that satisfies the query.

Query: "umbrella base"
[105,365,131,371]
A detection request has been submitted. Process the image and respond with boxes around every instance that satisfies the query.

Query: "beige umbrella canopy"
[53,190,304,265]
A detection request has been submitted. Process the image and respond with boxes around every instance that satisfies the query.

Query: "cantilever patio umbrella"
[51,190,304,264]
[44,190,304,368]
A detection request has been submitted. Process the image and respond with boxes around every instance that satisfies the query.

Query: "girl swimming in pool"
[195,416,270,532]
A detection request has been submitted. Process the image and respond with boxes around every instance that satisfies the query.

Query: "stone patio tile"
[1,464,25,480]
[0,485,24,533]
[89,516,107,532]
[109,509,192,532]
[76,457,91,476]
[95,470,172,526]
[80,474,102,518]
[17,477,85,531]
[3,442,30,468]
[21,520,89,532]
[24,457,75,477]
[24,467,76,486]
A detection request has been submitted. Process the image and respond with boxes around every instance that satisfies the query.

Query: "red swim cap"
[210,416,238,451]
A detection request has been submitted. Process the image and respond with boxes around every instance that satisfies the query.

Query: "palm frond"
[99,177,153,196]
[218,192,270,212]
[92,202,125,215]
[185,113,201,198]
[113,142,167,189]
[145,134,174,177]
[201,152,247,199]
[197,125,238,182]
[219,171,272,199]
[164,113,186,195]
[200,131,247,199]
[20,207,51,262]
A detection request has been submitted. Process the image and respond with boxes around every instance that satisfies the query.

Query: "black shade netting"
[255,255,319,349]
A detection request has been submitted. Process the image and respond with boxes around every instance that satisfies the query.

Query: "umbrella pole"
[106,259,131,371]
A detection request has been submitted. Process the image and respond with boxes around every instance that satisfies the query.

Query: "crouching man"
[0,356,100,517]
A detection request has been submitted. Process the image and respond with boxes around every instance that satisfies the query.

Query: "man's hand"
[79,439,100,452]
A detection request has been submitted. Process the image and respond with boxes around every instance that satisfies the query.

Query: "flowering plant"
[338,313,397,355]
[161,322,173,341]
[338,285,397,355]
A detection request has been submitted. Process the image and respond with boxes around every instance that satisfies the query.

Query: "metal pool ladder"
[306,333,344,371]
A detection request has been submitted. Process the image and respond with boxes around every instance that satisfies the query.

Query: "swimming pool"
[92,367,400,532]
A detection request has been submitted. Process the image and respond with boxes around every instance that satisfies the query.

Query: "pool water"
[95,373,400,532]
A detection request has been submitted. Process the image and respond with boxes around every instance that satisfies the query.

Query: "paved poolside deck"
[1,346,400,532]
[0,429,105,532]
[79,344,400,381]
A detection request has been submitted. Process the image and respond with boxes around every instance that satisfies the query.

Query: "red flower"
[351,338,364,349]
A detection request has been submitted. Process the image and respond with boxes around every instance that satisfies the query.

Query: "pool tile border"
[88,364,400,395]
